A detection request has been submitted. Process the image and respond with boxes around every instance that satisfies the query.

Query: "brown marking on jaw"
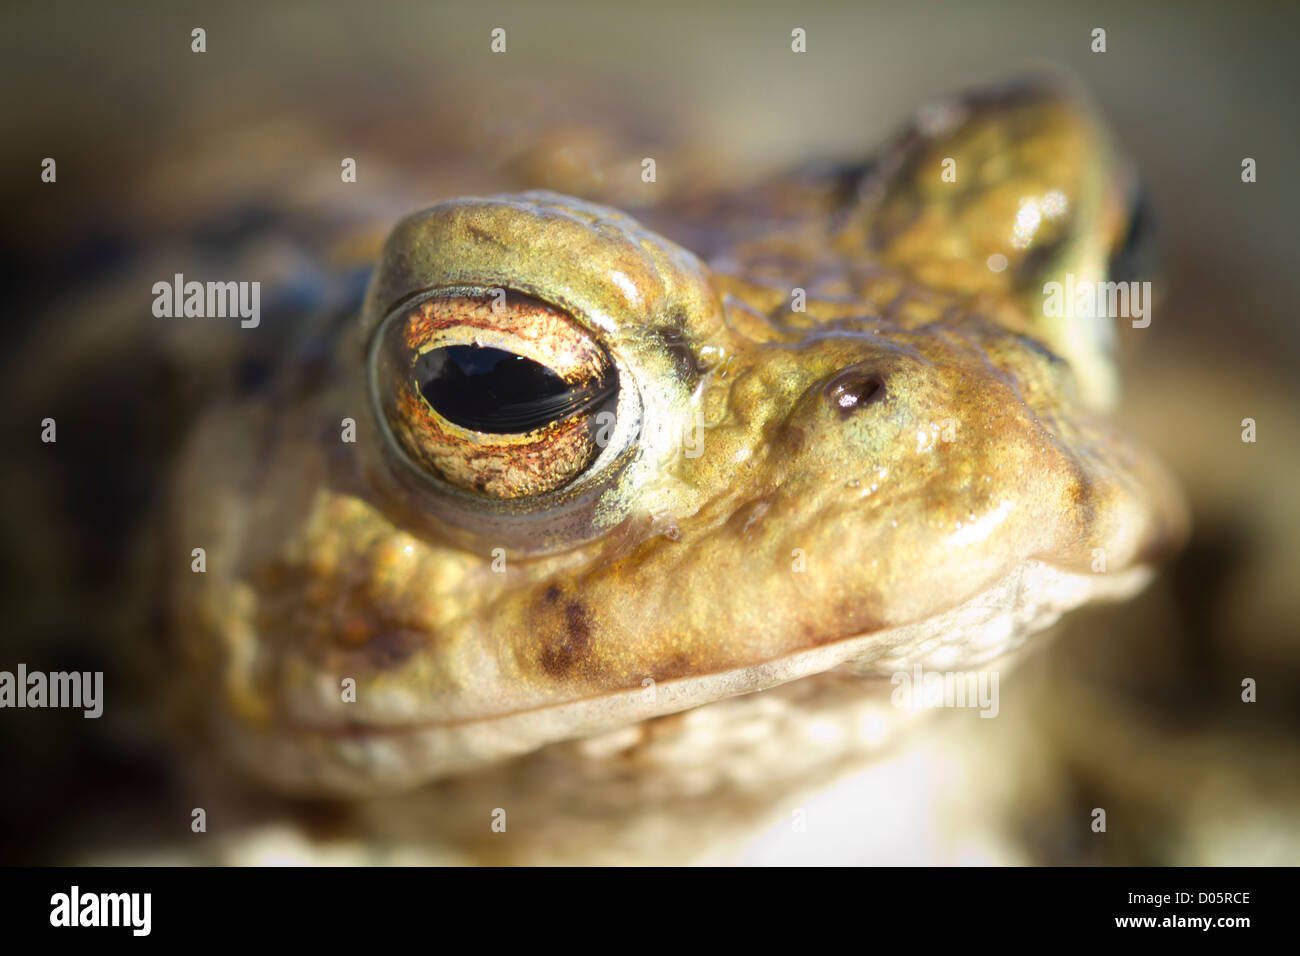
[362,627,423,668]
[650,651,697,682]
[322,602,431,670]
[539,601,593,677]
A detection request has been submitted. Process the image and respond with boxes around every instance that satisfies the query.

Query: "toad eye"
[370,290,620,499]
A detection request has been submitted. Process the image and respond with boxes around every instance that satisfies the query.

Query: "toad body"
[168,79,1185,796]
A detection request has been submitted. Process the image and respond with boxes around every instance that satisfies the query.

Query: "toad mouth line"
[274,560,1151,741]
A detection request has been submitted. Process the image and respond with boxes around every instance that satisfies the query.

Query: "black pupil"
[416,345,615,434]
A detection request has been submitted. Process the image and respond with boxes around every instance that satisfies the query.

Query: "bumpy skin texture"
[170,80,1186,794]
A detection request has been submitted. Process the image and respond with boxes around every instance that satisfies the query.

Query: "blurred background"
[1,0,1297,863]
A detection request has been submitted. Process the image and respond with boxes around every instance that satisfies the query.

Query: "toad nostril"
[823,370,886,418]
